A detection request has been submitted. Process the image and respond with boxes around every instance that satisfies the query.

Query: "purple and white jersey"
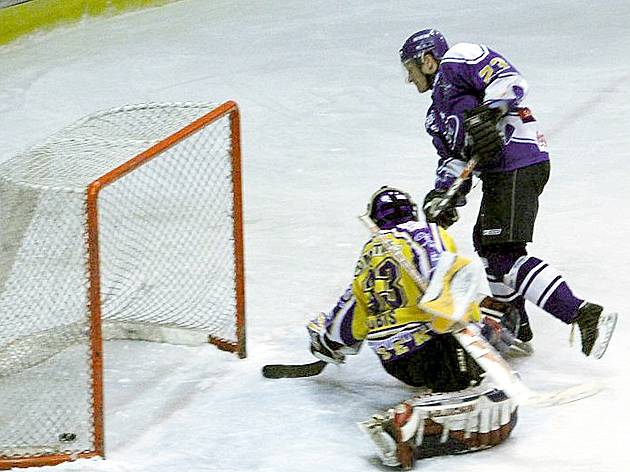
[427,43,549,190]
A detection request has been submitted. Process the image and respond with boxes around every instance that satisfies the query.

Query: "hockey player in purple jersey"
[399,28,616,358]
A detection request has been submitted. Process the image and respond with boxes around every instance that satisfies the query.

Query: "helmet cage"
[366,186,418,230]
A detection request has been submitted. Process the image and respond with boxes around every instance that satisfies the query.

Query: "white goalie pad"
[359,386,518,469]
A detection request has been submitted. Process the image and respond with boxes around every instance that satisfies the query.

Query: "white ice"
[1,1,629,471]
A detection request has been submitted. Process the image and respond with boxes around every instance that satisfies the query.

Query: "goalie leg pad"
[359,386,518,469]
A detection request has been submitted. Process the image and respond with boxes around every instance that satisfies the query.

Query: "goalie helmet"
[400,29,449,63]
[367,186,418,230]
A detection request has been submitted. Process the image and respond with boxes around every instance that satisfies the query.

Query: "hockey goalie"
[306,186,523,469]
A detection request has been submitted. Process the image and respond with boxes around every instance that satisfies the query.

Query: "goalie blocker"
[359,386,517,470]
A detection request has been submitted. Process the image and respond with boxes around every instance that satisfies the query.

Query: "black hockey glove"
[423,189,459,229]
[464,105,504,164]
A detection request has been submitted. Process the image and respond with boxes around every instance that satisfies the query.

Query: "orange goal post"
[0,101,246,468]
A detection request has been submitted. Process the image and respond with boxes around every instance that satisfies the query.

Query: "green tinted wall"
[0,0,172,45]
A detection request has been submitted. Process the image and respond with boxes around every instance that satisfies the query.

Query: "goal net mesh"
[0,102,243,462]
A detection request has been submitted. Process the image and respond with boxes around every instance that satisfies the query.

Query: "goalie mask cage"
[0,101,245,469]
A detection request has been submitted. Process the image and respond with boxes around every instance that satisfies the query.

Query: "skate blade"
[506,339,534,357]
[590,312,618,360]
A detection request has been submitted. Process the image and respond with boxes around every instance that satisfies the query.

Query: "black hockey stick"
[262,360,327,379]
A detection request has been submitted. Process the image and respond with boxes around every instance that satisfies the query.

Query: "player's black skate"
[508,297,532,342]
[574,302,617,359]
[516,318,533,343]
[575,302,602,356]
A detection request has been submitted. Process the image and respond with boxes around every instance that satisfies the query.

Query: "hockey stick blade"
[521,382,604,407]
[262,360,327,379]
[456,326,604,407]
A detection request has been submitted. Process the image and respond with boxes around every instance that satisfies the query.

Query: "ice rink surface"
[1,1,629,471]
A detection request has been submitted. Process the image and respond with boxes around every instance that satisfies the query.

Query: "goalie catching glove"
[480,316,517,355]
[478,296,534,356]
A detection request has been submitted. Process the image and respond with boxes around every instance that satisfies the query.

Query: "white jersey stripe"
[538,276,563,308]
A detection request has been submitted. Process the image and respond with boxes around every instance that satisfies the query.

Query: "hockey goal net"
[0,101,245,468]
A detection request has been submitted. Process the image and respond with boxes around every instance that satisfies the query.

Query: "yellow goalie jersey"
[317,220,480,364]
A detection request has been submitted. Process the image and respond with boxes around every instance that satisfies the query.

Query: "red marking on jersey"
[536,131,548,149]
[518,107,535,123]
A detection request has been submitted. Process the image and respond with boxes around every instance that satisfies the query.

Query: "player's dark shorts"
[381,334,483,392]
[473,161,550,250]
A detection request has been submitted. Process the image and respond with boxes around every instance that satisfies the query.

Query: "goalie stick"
[262,360,327,379]
[358,214,603,407]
